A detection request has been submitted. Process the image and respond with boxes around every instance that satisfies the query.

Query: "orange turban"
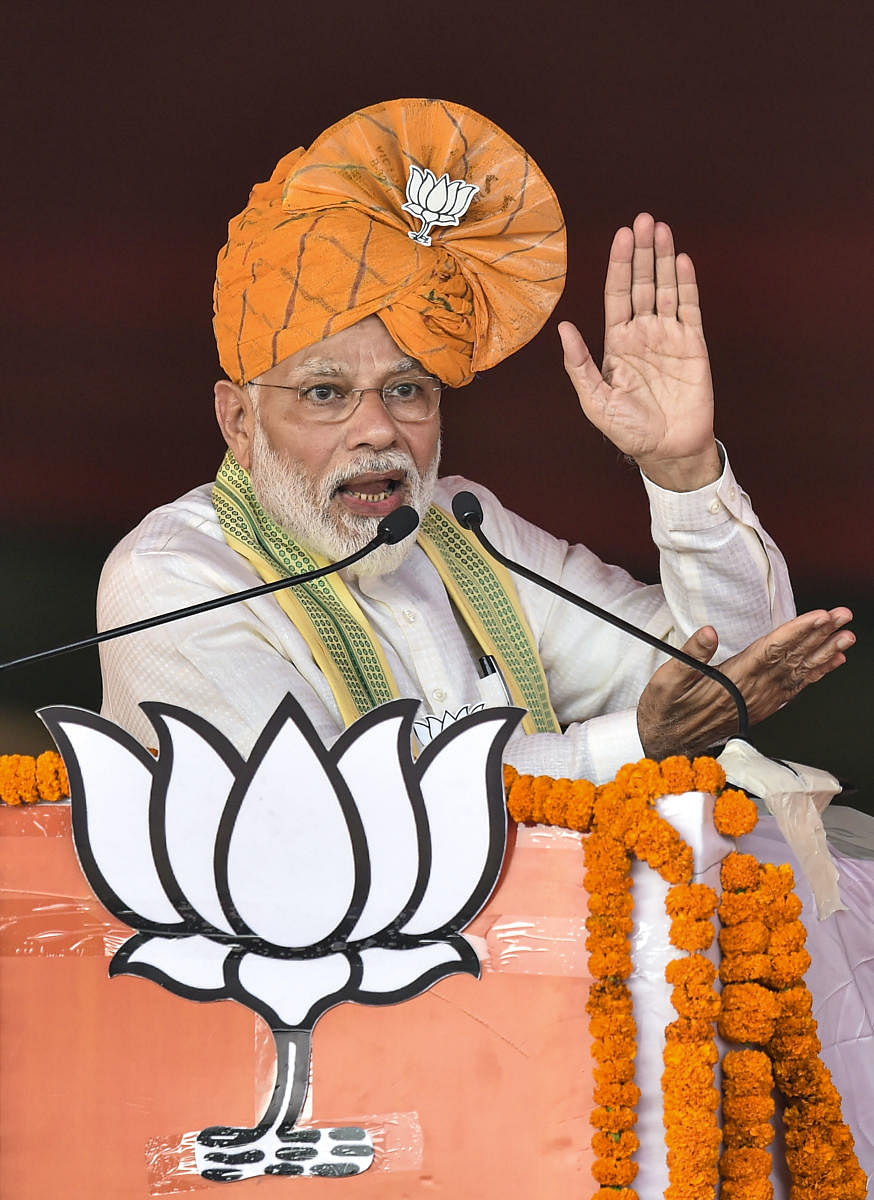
[213,98,566,387]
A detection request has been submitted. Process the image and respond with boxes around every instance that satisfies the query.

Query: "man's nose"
[343,388,401,450]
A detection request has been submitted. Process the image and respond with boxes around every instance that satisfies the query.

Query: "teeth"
[348,490,390,502]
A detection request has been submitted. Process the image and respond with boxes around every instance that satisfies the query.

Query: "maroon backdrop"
[4,1,871,588]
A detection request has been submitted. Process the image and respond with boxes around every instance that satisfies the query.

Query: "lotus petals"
[357,940,475,999]
[45,712,181,925]
[117,933,230,993]
[234,951,352,1027]
[402,715,510,935]
[334,706,420,941]
[225,715,358,947]
[153,712,237,933]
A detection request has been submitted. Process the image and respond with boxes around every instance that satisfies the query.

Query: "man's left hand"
[559,212,721,492]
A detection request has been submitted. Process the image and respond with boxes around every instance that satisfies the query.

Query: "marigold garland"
[505,754,866,1200]
[0,752,69,805]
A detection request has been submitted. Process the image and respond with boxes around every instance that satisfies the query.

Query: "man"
[98,98,853,778]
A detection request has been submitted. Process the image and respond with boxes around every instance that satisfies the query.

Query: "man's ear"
[215,380,255,470]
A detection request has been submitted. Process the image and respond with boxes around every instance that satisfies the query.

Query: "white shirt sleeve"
[452,447,795,782]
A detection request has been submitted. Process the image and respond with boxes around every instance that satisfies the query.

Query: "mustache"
[326,451,418,496]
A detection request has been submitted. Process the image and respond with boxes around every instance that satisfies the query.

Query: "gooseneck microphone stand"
[451,490,749,741]
[1,506,421,674]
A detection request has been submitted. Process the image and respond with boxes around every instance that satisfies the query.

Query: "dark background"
[2,2,871,808]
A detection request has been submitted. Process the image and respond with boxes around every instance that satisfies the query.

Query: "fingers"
[604,226,633,328]
[679,625,720,663]
[630,213,656,316]
[605,214,693,327]
[558,320,608,415]
[676,252,703,331]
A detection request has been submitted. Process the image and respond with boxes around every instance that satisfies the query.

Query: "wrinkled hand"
[559,212,721,492]
[636,608,855,761]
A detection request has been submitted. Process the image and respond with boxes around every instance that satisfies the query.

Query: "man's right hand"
[636,608,855,761]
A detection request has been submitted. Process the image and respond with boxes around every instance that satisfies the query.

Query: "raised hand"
[636,608,855,760]
[559,213,721,492]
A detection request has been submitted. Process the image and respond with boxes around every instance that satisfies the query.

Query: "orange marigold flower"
[590,947,634,980]
[768,1032,821,1061]
[632,812,694,881]
[722,1094,775,1123]
[722,1050,773,1098]
[592,1155,640,1187]
[589,1011,637,1041]
[530,774,557,824]
[718,891,765,925]
[659,755,694,795]
[35,751,70,801]
[762,892,804,928]
[719,952,771,984]
[587,979,634,1012]
[592,1190,638,1200]
[719,1147,772,1180]
[592,1080,641,1108]
[565,779,596,831]
[768,920,808,954]
[772,1056,830,1098]
[542,778,572,826]
[615,757,664,799]
[719,986,779,1045]
[0,755,40,805]
[665,954,717,987]
[692,755,726,795]
[670,915,715,951]
[719,921,770,954]
[666,882,719,919]
[665,1117,722,1147]
[721,1180,774,1200]
[777,985,813,1018]
[758,861,795,899]
[664,1040,718,1069]
[665,1017,715,1043]
[593,1058,636,1085]
[720,851,761,891]
[767,948,812,988]
[723,1120,774,1148]
[503,763,518,791]
[592,1130,640,1159]
[506,773,535,823]
[591,1104,637,1131]
[713,788,759,837]
[587,890,635,918]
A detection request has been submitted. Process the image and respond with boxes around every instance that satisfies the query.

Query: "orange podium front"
[0,805,594,1199]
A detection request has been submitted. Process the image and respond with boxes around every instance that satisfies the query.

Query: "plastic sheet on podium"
[0,804,595,1198]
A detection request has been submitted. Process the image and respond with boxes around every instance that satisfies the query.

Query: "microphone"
[1,505,420,674]
[451,490,749,740]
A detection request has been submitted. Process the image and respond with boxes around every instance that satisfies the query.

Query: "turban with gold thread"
[213,98,566,388]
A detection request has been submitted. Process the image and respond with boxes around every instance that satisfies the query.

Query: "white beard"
[249,425,439,577]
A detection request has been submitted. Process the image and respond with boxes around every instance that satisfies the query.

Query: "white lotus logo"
[402,164,479,246]
[41,696,520,1182]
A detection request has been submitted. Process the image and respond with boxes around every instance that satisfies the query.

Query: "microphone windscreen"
[377,505,420,544]
[451,490,484,529]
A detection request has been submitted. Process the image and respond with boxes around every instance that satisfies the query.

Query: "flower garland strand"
[0,752,69,805]
[717,847,867,1200]
[506,757,866,1200]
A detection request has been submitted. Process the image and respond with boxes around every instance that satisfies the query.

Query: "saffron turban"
[213,98,566,387]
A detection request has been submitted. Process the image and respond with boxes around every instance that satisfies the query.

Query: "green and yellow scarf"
[213,451,559,735]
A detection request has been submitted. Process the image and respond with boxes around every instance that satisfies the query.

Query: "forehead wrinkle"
[289,354,423,379]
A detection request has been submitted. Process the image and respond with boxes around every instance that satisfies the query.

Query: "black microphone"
[1,505,420,673]
[451,490,749,740]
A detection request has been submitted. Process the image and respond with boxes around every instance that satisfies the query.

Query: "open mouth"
[335,470,407,514]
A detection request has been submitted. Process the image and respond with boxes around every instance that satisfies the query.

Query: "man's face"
[230,316,442,569]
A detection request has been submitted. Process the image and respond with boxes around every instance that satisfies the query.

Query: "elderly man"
[97,98,853,778]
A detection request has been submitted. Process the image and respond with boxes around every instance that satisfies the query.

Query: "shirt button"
[402,608,417,623]
[708,499,721,514]
[729,486,737,500]
[432,687,447,703]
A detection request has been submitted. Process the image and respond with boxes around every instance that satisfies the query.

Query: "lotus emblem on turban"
[41,696,520,1182]
[402,165,480,246]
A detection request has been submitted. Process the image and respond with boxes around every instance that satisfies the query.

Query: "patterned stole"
[213,452,559,735]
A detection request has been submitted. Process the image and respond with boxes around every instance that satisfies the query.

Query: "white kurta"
[98,455,793,780]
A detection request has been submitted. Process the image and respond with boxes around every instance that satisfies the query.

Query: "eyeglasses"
[250,375,443,424]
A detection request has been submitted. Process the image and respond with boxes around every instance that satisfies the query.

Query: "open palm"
[560,214,720,491]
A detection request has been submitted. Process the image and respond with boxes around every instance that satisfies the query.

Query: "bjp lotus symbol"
[41,696,521,1183]
[402,164,479,246]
